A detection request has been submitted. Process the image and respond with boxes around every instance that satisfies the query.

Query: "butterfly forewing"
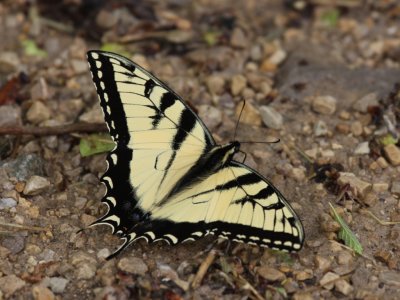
[86,50,304,257]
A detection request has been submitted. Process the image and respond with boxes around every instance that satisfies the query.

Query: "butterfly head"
[231,141,241,153]
[221,141,241,165]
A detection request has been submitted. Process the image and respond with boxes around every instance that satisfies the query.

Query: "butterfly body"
[87,51,304,259]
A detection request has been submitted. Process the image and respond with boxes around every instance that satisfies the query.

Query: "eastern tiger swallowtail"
[86,51,304,259]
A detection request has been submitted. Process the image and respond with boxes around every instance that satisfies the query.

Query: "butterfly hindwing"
[147,161,304,252]
[109,160,304,256]
[217,162,303,251]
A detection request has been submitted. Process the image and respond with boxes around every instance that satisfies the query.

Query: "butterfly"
[86,51,304,259]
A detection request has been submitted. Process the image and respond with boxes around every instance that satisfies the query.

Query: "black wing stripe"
[152,92,175,128]
[173,109,197,150]
[217,173,259,190]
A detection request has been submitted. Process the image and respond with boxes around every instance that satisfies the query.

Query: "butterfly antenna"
[240,138,281,144]
[233,100,246,141]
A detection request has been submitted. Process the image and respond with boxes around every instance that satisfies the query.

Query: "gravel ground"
[0,1,399,299]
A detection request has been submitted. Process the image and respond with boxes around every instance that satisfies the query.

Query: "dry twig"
[191,249,218,289]
[0,222,48,232]
[236,275,264,300]
[0,122,107,136]
[367,210,400,226]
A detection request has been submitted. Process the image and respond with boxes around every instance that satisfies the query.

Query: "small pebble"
[80,214,97,227]
[315,255,331,272]
[292,292,313,300]
[231,74,247,96]
[383,144,400,166]
[32,286,55,300]
[372,182,389,192]
[259,82,272,96]
[321,220,341,232]
[97,248,111,260]
[338,172,372,198]
[230,27,248,48]
[376,157,389,169]
[352,92,379,113]
[391,181,400,195]
[0,198,17,210]
[75,263,96,280]
[30,78,50,101]
[331,143,343,150]
[337,251,354,265]
[38,249,57,262]
[96,9,118,29]
[2,234,25,254]
[26,101,51,124]
[312,95,337,115]
[259,106,283,129]
[79,105,104,123]
[260,59,277,72]
[351,121,363,136]
[235,101,262,126]
[268,49,287,66]
[320,149,335,158]
[336,123,350,134]
[206,75,225,95]
[245,61,258,71]
[306,239,323,248]
[241,87,255,100]
[354,142,370,155]
[295,269,313,281]
[0,274,26,297]
[0,51,20,72]
[320,272,340,289]
[302,123,312,134]
[283,278,299,294]
[339,111,351,120]
[305,148,318,160]
[48,277,69,294]
[23,175,51,196]
[0,105,22,127]
[117,257,148,276]
[363,192,378,206]
[250,44,262,61]
[335,279,354,295]
[314,120,328,136]
[257,266,286,281]
[369,161,379,170]
[291,167,306,181]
